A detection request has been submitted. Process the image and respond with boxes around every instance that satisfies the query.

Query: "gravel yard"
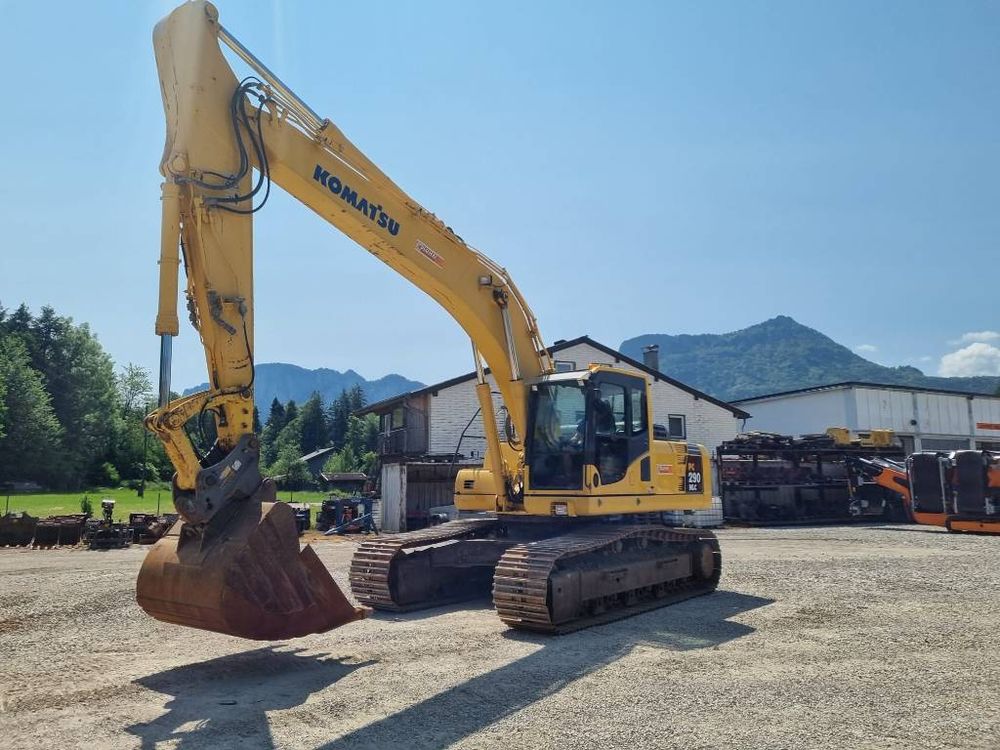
[0,524,997,750]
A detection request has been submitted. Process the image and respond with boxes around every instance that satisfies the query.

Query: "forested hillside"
[0,304,390,491]
[253,386,380,490]
[184,363,422,411]
[621,316,1000,402]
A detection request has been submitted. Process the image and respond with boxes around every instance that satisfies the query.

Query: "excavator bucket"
[136,491,367,640]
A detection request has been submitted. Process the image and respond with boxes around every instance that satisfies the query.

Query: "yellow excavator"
[137,1,721,639]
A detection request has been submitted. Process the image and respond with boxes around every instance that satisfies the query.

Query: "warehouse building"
[734,381,1000,454]
[359,336,749,531]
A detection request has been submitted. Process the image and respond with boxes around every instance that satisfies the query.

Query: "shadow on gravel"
[319,590,773,750]
[864,525,948,534]
[126,646,375,750]
[366,597,494,622]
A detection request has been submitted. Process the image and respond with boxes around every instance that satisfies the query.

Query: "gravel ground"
[0,524,997,750]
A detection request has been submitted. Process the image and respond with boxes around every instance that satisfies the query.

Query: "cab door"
[588,373,649,488]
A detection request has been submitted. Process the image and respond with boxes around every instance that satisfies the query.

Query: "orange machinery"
[847,451,1000,534]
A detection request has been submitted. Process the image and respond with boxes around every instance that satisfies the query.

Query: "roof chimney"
[642,344,660,372]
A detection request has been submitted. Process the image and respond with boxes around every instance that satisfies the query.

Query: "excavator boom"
[139,1,551,639]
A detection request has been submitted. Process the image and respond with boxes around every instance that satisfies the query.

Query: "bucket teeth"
[136,497,367,640]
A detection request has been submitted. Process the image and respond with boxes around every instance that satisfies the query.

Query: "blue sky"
[2,1,998,390]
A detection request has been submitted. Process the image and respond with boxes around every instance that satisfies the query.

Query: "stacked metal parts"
[718,430,905,524]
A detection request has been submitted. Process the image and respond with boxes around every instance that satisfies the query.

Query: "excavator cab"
[525,368,650,492]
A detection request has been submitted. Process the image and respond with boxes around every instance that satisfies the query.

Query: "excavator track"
[493,526,721,634]
[349,518,502,611]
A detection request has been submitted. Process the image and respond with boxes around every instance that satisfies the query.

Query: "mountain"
[621,316,1000,402]
[184,363,423,409]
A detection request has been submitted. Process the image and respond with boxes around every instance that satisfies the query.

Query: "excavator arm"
[149,1,549,515]
[138,1,551,639]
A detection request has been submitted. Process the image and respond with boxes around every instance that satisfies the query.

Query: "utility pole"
[139,429,149,498]
[138,397,151,498]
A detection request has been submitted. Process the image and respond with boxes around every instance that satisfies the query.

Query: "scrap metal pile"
[0,503,178,549]
[128,512,180,545]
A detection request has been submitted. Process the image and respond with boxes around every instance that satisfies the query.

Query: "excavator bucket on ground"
[136,484,367,640]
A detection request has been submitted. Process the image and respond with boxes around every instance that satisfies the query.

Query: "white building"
[734,381,1000,455]
[360,336,748,531]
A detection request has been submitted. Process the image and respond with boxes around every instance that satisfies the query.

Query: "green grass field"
[2,487,331,520]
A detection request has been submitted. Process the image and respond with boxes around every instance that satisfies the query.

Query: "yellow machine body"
[457,364,712,516]
[140,1,717,639]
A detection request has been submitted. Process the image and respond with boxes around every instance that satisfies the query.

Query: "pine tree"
[326,390,352,450]
[266,398,286,431]
[260,397,287,467]
[0,337,63,482]
[347,384,366,411]
[2,305,121,488]
[109,364,164,482]
[298,392,328,454]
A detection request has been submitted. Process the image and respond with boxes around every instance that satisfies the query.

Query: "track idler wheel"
[692,536,720,581]
[136,481,367,640]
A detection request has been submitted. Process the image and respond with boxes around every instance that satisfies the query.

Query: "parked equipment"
[288,503,312,535]
[0,512,38,547]
[846,451,1000,534]
[845,456,935,524]
[32,515,87,548]
[129,513,179,545]
[137,1,720,640]
[83,499,133,550]
[908,450,1000,534]
[317,497,377,535]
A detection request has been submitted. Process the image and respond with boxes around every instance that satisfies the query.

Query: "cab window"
[596,383,626,435]
[630,388,646,435]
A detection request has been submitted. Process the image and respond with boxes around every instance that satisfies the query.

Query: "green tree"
[347,384,366,411]
[326,389,357,449]
[117,363,153,417]
[260,398,287,468]
[270,445,312,491]
[109,364,171,482]
[0,348,6,440]
[298,392,327,455]
[320,414,379,475]
[265,398,286,431]
[14,306,121,487]
[265,409,304,475]
[364,413,379,453]
[322,445,356,474]
[252,406,262,435]
[0,337,63,482]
